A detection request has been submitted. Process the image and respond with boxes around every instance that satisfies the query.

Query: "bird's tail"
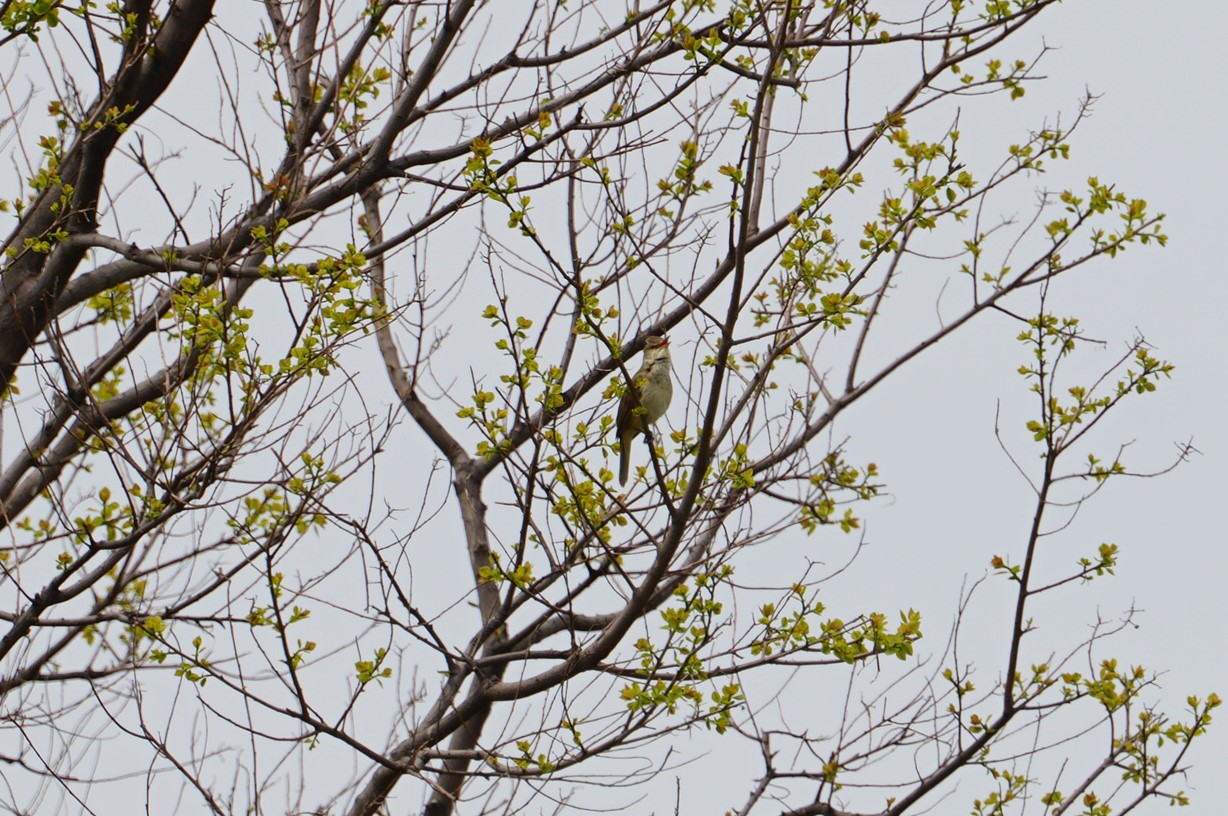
[619,432,631,485]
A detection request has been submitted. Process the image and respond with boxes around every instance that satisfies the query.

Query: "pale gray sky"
[844,1,1228,811]
[1,2,1223,814]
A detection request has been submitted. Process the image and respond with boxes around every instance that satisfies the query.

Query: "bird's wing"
[616,371,646,430]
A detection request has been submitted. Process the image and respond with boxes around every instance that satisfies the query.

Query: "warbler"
[616,335,673,485]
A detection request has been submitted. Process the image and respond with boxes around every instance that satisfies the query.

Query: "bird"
[616,335,673,485]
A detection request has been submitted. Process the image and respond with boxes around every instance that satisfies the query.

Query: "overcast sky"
[1,2,1222,814]
[852,0,1228,811]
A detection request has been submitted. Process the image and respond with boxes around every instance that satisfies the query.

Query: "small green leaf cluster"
[951,56,1031,100]
[86,281,134,324]
[981,0,1045,22]
[1077,542,1118,581]
[609,212,635,236]
[502,739,556,774]
[992,541,1118,585]
[89,363,126,402]
[1066,177,1168,257]
[750,583,921,664]
[1,0,60,41]
[13,515,57,543]
[337,61,392,134]
[675,22,724,65]
[840,3,882,33]
[1018,314,1172,454]
[657,140,712,212]
[244,572,314,669]
[31,133,64,186]
[226,457,338,548]
[102,1,153,43]
[1061,659,1147,712]
[125,483,167,526]
[1050,690,1220,816]
[7,135,75,254]
[502,314,560,408]
[570,279,620,338]
[172,635,211,687]
[1083,453,1125,484]
[1038,668,1219,804]
[652,2,711,51]
[750,583,822,658]
[522,106,555,142]
[892,128,976,220]
[118,606,180,668]
[971,767,1030,816]
[128,613,165,646]
[1006,127,1071,174]
[82,103,136,134]
[862,126,975,255]
[457,386,508,460]
[268,244,377,380]
[0,125,70,224]
[752,167,864,330]
[546,463,616,545]
[462,301,575,459]
[621,569,744,733]
[230,488,289,546]
[478,551,534,589]
[797,453,879,535]
[718,443,755,489]
[576,154,613,187]
[71,486,130,546]
[464,139,534,236]
[355,647,391,685]
[839,609,923,662]
[168,275,256,383]
[246,228,379,384]
[942,665,977,700]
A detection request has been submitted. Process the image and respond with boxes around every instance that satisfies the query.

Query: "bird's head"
[644,334,669,350]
